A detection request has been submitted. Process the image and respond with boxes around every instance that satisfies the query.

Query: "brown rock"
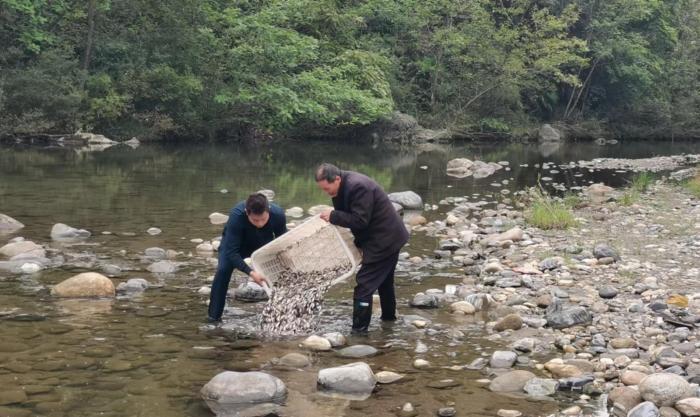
[494,314,523,332]
[621,370,648,386]
[611,338,637,349]
[536,294,553,308]
[50,272,115,297]
[675,398,700,417]
[0,241,42,258]
[544,360,583,378]
[607,386,642,415]
[406,215,427,226]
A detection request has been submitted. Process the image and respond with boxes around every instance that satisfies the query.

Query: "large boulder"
[201,371,286,416]
[638,373,691,407]
[74,132,117,144]
[446,159,503,179]
[388,191,423,210]
[51,272,115,297]
[51,223,91,241]
[538,124,561,142]
[0,214,24,234]
[472,161,503,179]
[317,362,376,396]
[446,158,474,178]
[489,370,537,392]
[365,115,449,143]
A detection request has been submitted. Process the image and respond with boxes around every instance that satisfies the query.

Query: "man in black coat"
[207,193,287,322]
[316,163,409,334]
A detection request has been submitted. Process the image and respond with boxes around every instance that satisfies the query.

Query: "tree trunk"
[565,56,600,119]
[80,0,97,88]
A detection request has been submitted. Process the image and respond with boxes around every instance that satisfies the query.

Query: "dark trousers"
[354,251,400,320]
[208,251,236,321]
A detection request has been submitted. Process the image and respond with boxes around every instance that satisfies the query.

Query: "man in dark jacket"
[207,193,287,322]
[316,163,409,334]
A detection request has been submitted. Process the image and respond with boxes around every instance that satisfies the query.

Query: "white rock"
[0,214,24,234]
[51,223,91,241]
[301,335,331,351]
[450,301,476,314]
[375,371,404,384]
[285,207,304,218]
[413,359,430,369]
[201,371,286,415]
[317,362,376,396]
[209,212,229,225]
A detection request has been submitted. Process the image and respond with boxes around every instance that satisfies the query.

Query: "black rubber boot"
[351,299,372,335]
[379,292,397,321]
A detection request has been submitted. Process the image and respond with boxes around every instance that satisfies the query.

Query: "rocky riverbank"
[394,172,700,417]
[201,168,700,417]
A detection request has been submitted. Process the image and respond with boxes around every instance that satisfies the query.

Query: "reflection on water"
[1,139,700,417]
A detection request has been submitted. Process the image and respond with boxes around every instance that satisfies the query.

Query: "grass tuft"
[685,173,700,198]
[526,189,577,230]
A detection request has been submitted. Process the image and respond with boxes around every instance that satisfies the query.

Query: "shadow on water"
[1,139,700,416]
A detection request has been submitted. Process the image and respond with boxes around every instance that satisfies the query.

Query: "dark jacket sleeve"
[274,212,288,237]
[221,215,252,275]
[329,185,373,230]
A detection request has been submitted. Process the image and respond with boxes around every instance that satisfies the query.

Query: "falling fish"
[260,262,351,336]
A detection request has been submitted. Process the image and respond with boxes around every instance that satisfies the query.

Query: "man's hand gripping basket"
[251,215,362,291]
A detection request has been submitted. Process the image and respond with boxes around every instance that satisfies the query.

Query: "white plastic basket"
[251,215,362,291]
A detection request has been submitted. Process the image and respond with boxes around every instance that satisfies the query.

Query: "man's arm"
[273,210,288,237]
[221,216,252,276]
[329,185,373,230]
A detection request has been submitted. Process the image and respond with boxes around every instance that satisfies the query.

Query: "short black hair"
[315,163,341,182]
[245,193,269,215]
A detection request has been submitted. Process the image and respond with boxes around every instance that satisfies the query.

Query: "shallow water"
[1,139,699,417]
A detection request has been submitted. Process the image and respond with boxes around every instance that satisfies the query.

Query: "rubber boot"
[351,299,372,335]
[379,291,397,321]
